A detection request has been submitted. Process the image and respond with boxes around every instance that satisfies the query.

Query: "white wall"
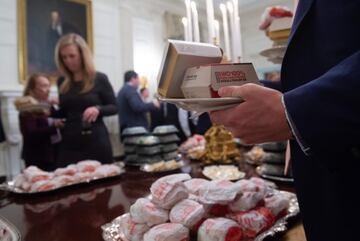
[0,0,21,91]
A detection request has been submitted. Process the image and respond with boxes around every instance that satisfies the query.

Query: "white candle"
[232,0,242,62]
[206,0,215,44]
[191,1,200,42]
[236,16,243,61]
[220,4,231,61]
[227,1,236,61]
[185,0,193,41]
[182,17,189,41]
[214,20,220,46]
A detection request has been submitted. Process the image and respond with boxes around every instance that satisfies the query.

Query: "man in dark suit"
[210,1,360,241]
[117,71,159,136]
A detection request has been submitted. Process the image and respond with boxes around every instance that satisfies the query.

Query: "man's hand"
[209,83,292,144]
[83,106,100,123]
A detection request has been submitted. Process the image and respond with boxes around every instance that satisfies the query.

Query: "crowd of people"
[18,33,211,171]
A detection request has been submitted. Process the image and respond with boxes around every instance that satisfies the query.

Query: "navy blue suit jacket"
[281,1,360,240]
[116,84,156,132]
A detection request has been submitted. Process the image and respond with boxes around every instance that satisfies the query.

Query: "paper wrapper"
[143,223,189,241]
[169,199,205,229]
[150,174,191,209]
[102,191,300,241]
[130,198,169,227]
[198,217,242,241]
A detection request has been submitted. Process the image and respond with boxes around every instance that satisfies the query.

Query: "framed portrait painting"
[18,0,93,83]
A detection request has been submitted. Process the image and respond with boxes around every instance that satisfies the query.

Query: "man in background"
[117,71,159,136]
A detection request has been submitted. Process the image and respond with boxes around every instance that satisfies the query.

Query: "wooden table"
[0,160,305,241]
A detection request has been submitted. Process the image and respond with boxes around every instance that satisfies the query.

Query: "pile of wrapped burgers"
[115,173,290,241]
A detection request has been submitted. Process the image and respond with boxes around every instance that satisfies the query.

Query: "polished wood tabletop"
[0,159,304,241]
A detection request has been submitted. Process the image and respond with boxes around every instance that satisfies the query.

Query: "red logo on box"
[215,71,247,83]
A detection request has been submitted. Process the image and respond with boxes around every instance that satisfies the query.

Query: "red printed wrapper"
[118,213,150,241]
[143,223,189,241]
[198,217,242,241]
[169,199,205,229]
[227,207,275,238]
[235,179,258,192]
[23,166,53,183]
[130,198,169,227]
[229,191,265,212]
[150,174,191,209]
[264,192,290,217]
[76,160,101,173]
[184,178,210,196]
[54,165,77,176]
[92,164,122,178]
[30,180,58,192]
[249,177,273,196]
[198,180,242,205]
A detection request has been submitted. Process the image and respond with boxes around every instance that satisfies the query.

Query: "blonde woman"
[19,73,63,171]
[53,33,117,166]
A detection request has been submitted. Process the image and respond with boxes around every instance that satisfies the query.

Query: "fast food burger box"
[157,39,223,98]
[181,63,260,98]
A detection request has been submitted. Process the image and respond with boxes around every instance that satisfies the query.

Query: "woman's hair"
[55,33,96,94]
[23,73,47,97]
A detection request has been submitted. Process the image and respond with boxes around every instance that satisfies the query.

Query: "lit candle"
[185,0,193,41]
[182,17,189,41]
[220,4,231,61]
[232,0,242,62]
[206,0,215,43]
[227,1,236,61]
[214,20,220,46]
[191,1,200,42]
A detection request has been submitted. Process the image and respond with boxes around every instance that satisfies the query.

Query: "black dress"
[54,72,117,166]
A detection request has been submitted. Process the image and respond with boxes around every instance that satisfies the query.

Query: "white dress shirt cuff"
[281,95,311,156]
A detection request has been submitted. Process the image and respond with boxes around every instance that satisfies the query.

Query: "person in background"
[195,113,212,135]
[117,71,160,135]
[150,102,196,143]
[19,73,63,171]
[140,87,150,102]
[54,33,117,166]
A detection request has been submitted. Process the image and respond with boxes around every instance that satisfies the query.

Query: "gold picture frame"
[17,0,93,83]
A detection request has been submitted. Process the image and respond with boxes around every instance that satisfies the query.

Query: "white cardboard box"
[157,40,223,98]
[269,17,293,32]
[181,63,260,98]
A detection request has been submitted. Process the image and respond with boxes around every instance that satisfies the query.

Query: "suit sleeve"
[261,80,283,92]
[283,50,360,156]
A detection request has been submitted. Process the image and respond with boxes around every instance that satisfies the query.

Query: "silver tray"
[101,191,299,241]
[0,163,125,195]
[256,166,294,183]
[139,160,185,173]
[0,215,21,241]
